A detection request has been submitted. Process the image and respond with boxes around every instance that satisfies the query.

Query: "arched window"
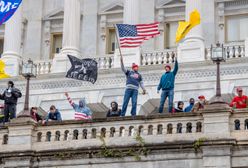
[119,127,125,137]
[37,132,42,142]
[196,122,202,132]
[55,131,60,141]
[138,125,144,136]
[234,120,240,130]
[3,134,8,144]
[110,127,115,137]
[73,130,79,140]
[167,124,173,134]
[157,124,163,135]
[46,132,52,142]
[186,123,192,133]
[177,123,182,133]
[82,129,87,139]
[101,128,106,138]
[244,119,248,130]
[91,128,97,138]
[64,130,69,141]
[148,125,153,135]
[129,126,135,136]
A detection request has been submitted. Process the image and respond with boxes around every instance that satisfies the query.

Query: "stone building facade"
[0,0,247,119]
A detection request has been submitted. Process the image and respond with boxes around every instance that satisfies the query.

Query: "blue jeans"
[159,89,174,113]
[121,89,138,116]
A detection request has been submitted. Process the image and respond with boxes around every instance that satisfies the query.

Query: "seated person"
[65,92,92,120]
[43,105,62,124]
[192,95,209,112]
[107,101,121,117]
[230,87,248,109]
[184,98,195,112]
[175,101,184,112]
[30,107,43,122]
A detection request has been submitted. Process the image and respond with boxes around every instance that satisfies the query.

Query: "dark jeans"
[4,104,16,123]
[159,89,174,113]
[121,89,138,116]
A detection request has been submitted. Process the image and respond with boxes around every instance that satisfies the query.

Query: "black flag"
[66,55,98,84]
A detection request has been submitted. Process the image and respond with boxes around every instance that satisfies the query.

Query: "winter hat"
[165,65,171,70]
[132,63,139,69]
[236,87,243,92]
[198,95,205,100]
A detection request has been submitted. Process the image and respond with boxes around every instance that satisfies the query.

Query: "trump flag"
[0,0,22,25]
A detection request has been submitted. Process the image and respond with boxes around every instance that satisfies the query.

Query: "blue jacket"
[46,110,62,122]
[157,60,178,91]
[184,104,194,112]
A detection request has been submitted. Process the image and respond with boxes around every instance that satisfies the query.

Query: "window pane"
[240,17,248,40]
[107,29,116,54]
[165,22,180,49]
[227,17,239,42]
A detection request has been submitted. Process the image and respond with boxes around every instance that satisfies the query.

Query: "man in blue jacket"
[157,58,178,113]
[120,55,146,117]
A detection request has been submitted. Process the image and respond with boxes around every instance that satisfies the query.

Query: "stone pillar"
[1,4,23,76]
[51,0,81,73]
[114,0,141,68]
[177,0,205,63]
[202,103,232,138]
[245,37,248,57]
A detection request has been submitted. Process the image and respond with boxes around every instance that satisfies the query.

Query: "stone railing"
[206,44,246,60]
[35,60,52,75]
[94,54,114,69]
[141,49,177,65]
[0,113,204,152]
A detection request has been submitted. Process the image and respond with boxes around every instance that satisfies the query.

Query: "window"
[0,38,4,57]
[226,15,248,42]
[165,22,179,49]
[106,28,116,54]
[50,33,62,59]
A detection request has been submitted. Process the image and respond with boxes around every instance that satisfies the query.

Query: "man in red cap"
[120,55,146,116]
[230,87,248,109]
[157,58,178,113]
[192,95,209,112]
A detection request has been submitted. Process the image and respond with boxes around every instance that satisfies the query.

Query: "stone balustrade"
[206,43,246,60]
[0,105,248,167]
[35,60,52,75]
[94,54,114,69]
[141,49,177,65]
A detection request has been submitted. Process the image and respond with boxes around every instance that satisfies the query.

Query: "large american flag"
[116,22,160,48]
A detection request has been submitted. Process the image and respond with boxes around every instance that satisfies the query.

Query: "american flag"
[116,22,160,48]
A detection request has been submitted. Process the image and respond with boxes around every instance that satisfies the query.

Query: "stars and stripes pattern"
[67,96,92,120]
[116,22,160,48]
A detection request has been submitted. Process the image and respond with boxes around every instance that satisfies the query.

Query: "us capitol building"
[0,0,248,167]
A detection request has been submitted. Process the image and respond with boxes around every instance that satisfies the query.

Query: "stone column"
[177,0,205,63]
[1,4,23,76]
[51,0,81,73]
[114,0,141,68]
[245,37,248,57]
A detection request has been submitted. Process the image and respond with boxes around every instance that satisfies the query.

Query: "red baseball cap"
[198,95,205,99]
[132,63,139,69]
[236,87,243,92]
[165,65,171,70]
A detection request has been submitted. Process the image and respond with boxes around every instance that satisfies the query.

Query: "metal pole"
[23,76,30,116]
[216,61,221,97]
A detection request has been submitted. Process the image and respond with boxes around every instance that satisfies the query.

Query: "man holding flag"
[115,22,160,116]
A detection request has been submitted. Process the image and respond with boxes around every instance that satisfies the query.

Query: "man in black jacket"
[0,81,22,123]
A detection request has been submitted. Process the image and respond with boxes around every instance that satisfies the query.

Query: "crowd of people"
[0,55,248,124]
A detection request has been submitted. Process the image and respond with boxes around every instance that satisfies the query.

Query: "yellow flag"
[0,60,10,79]
[175,9,200,43]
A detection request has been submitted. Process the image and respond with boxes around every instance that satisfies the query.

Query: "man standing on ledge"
[0,81,22,123]
[157,58,178,113]
[120,55,146,117]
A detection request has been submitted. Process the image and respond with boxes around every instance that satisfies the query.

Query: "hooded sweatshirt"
[67,96,92,120]
[107,102,121,117]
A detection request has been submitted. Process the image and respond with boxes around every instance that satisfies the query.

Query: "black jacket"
[0,87,22,105]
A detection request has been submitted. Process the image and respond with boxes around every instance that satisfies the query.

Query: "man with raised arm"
[120,55,146,117]
[65,92,92,120]
[157,58,178,113]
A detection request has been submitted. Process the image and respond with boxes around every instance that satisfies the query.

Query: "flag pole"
[114,24,124,63]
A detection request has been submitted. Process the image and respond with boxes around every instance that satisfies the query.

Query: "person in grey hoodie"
[65,92,92,120]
